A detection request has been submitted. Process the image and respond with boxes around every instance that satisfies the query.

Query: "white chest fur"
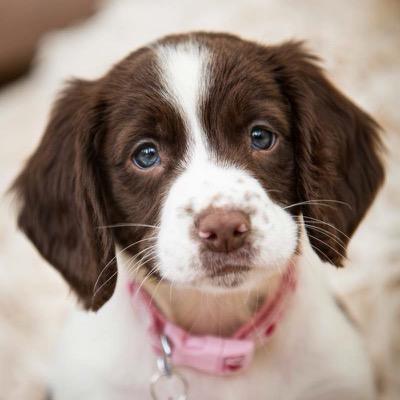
[48,244,375,400]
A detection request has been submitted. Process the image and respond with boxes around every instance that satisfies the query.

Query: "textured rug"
[0,1,399,399]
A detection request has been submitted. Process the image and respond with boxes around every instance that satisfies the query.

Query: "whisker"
[132,252,158,271]
[129,244,158,264]
[91,240,157,301]
[305,232,346,262]
[92,236,157,296]
[126,247,158,276]
[127,248,159,274]
[134,266,159,297]
[298,215,351,241]
[301,223,347,250]
[91,269,118,305]
[284,199,352,211]
[313,246,334,264]
[97,223,160,230]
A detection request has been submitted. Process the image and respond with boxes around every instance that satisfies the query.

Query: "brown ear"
[268,42,385,265]
[12,79,116,310]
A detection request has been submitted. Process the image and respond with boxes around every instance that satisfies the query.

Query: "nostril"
[234,223,249,236]
[208,232,218,241]
[199,230,217,241]
[199,230,212,239]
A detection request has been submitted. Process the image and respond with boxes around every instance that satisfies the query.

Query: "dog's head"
[13,33,384,310]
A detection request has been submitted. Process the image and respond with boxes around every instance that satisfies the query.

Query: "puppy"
[13,32,384,400]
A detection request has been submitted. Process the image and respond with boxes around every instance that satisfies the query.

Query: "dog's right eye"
[132,144,160,169]
[250,126,277,151]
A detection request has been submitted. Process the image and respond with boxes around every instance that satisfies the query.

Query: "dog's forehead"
[150,39,288,144]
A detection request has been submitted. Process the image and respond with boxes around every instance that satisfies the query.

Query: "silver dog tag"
[150,335,189,400]
[150,370,188,400]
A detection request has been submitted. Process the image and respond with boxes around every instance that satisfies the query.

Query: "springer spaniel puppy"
[13,32,384,400]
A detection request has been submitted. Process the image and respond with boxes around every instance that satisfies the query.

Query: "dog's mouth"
[208,264,250,278]
[198,247,255,287]
[201,264,253,289]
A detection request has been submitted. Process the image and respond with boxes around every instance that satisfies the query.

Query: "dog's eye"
[250,126,276,150]
[132,144,160,169]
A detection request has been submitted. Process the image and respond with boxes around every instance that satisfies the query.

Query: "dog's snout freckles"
[157,162,298,285]
[196,209,250,253]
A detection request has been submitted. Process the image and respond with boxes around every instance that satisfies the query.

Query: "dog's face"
[13,33,384,309]
[105,37,299,289]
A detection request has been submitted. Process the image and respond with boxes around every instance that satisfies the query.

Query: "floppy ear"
[12,79,116,310]
[268,42,385,266]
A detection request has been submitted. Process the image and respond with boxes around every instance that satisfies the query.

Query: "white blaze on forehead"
[155,42,210,163]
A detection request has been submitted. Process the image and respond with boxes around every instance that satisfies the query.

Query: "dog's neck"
[121,257,287,337]
[151,274,283,337]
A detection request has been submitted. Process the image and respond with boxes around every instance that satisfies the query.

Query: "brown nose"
[197,210,250,253]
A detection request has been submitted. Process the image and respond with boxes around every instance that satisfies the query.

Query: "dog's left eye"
[250,126,277,150]
[132,144,160,169]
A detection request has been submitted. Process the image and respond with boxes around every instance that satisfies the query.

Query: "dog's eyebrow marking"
[155,41,210,164]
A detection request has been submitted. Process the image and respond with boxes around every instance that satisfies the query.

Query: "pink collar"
[129,265,297,376]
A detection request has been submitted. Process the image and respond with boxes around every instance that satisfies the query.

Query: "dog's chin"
[203,267,250,289]
[154,254,293,291]
[189,265,272,292]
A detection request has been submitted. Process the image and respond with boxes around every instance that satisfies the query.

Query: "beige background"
[0,0,399,399]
